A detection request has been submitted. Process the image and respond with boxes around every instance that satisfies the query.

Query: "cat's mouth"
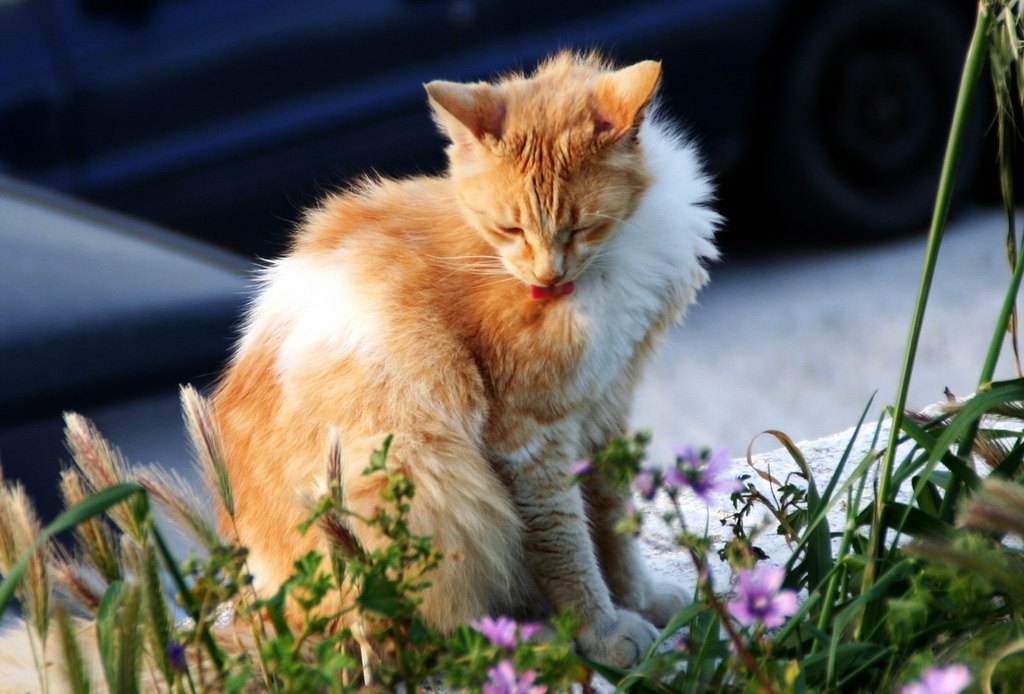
[529,282,575,300]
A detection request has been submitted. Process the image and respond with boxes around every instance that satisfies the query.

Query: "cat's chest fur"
[475,205,707,459]
[479,235,680,409]
[461,127,716,461]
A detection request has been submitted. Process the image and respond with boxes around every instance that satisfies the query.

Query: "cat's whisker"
[424,253,502,264]
[456,263,512,276]
[474,275,522,289]
[462,270,514,280]
[576,185,639,203]
[592,212,663,242]
[454,258,506,267]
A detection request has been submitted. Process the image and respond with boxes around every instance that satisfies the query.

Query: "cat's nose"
[535,273,564,287]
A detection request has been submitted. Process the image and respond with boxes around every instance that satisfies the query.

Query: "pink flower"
[517,622,543,642]
[667,446,741,505]
[632,468,658,500]
[470,615,543,649]
[483,660,547,694]
[900,664,971,694]
[727,565,798,629]
[471,616,518,649]
[571,459,592,476]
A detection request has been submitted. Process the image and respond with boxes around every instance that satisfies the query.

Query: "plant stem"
[669,493,778,693]
[812,484,861,654]
[938,202,1024,518]
[857,0,991,639]
[872,0,991,557]
[687,546,777,694]
[149,511,227,674]
[979,230,1024,386]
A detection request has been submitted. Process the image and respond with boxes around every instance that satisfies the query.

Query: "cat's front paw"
[576,609,658,668]
[640,579,688,628]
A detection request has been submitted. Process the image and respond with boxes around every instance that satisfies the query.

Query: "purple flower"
[471,615,519,649]
[632,467,658,500]
[166,639,187,672]
[470,615,543,649]
[900,665,971,694]
[482,660,547,694]
[517,622,544,642]
[727,565,798,629]
[666,446,741,505]
[571,460,592,476]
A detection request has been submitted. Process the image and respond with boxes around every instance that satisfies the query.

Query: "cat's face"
[426,54,661,293]
[449,133,648,289]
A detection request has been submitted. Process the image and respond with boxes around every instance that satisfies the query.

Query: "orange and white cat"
[212,51,719,667]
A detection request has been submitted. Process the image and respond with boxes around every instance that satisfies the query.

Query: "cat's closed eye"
[499,226,525,236]
[567,226,591,241]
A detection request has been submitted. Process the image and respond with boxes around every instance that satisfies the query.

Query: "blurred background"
[0,0,1003,519]
[2,0,984,256]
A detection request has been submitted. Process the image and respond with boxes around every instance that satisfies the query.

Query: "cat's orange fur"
[212,51,719,667]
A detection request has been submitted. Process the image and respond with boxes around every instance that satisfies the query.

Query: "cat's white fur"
[571,115,718,391]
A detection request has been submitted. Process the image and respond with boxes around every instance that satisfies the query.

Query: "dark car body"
[4,0,977,257]
[0,175,249,519]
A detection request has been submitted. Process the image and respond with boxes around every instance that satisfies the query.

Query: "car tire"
[762,0,980,239]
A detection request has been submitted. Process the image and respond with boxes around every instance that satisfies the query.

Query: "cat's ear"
[425,80,507,145]
[593,60,662,139]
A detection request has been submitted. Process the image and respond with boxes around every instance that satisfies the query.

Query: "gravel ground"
[633,205,1019,465]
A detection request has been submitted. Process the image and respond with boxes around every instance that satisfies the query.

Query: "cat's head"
[425,52,661,295]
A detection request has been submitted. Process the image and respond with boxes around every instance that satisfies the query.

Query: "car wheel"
[762,0,980,238]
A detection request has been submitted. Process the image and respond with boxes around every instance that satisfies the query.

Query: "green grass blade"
[853,502,954,539]
[982,4,1024,383]
[647,601,709,656]
[147,507,228,674]
[96,581,142,694]
[0,482,143,617]
[931,378,1024,471]
[829,559,914,684]
[55,604,92,694]
[895,417,980,491]
[876,0,992,538]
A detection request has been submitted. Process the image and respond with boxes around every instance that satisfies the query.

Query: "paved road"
[633,204,1020,464]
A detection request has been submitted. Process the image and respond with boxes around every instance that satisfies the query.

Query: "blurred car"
[0,175,250,520]
[1,0,979,258]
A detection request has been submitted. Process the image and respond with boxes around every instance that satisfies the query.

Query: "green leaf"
[575,656,667,694]
[357,569,405,617]
[647,601,709,656]
[799,642,886,683]
[261,585,292,640]
[827,559,914,683]
[896,417,979,491]
[854,502,954,539]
